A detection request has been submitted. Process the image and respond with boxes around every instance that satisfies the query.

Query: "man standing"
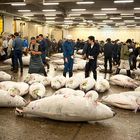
[104,38,114,73]
[12,32,23,73]
[63,35,74,77]
[85,36,100,80]
[8,34,15,71]
[38,34,47,65]
[116,39,132,77]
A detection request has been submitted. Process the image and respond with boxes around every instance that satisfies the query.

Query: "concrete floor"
[0,63,140,140]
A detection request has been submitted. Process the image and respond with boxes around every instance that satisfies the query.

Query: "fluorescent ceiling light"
[18,10,31,12]
[11,2,26,6]
[69,14,81,16]
[114,0,134,3]
[23,14,34,17]
[64,20,73,23]
[76,1,95,4]
[124,20,135,23]
[134,17,140,19]
[134,7,140,10]
[46,21,55,23]
[43,2,59,5]
[46,17,55,20]
[94,16,108,19]
[110,17,122,20]
[121,13,134,16]
[87,20,93,23]
[42,9,56,12]
[103,20,113,23]
[116,23,125,26]
[71,9,86,11]
[64,17,75,20]
[94,13,107,16]
[101,8,117,11]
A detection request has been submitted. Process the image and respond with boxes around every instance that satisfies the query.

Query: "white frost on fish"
[95,79,110,93]
[24,74,51,86]
[0,90,26,107]
[51,76,66,90]
[0,71,11,81]
[102,91,140,110]
[15,92,115,121]
[110,74,139,89]
[66,74,84,89]
[29,83,46,99]
[80,77,96,92]
[0,81,29,96]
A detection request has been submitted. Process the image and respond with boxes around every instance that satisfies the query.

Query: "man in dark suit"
[84,36,100,80]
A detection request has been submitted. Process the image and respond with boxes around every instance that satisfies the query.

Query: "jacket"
[63,41,74,58]
[86,43,100,60]
[12,37,23,51]
[120,44,130,60]
[104,42,114,57]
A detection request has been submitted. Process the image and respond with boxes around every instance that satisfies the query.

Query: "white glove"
[129,49,133,53]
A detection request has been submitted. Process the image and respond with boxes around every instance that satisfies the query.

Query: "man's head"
[38,34,44,41]
[31,37,36,45]
[88,36,95,44]
[14,32,19,37]
[106,38,111,43]
[126,39,132,45]
[10,34,15,39]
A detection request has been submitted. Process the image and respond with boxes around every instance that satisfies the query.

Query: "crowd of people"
[0,32,140,80]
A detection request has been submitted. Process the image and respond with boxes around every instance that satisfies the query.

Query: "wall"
[68,27,140,42]
[3,16,14,33]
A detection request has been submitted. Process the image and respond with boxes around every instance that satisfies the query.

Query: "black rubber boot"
[69,71,73,78]
[127,70,131,77]
[63,72,66,77]
[116,68,120,74]
[94,74,97,81]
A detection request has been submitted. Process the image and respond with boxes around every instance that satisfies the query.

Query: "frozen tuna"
[0,90,26,107]
[24,74,51,86]
[51,76,66,90]
[110,74,139,89]
[0,81,29,96]
[80,77,96,92]
[66,74,84,89]
[0,71,11,81]
[15,92,115,121]
[102,91,140,110]
[29,83,46,99]
[95,79,110,93]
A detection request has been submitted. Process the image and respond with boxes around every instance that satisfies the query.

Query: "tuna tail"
[15,108,24,116]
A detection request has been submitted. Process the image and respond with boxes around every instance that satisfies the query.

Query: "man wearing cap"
[84,36,100,80]
[63,35,74,77]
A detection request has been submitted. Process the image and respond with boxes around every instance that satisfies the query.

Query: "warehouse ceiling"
[0,0,140,28]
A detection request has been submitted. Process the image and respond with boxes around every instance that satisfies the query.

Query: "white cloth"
[3,40,8,49]
[119,60,130,70]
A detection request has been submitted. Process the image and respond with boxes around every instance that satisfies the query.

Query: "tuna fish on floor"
[29,83,46,99]
[0,81,29,96]
[102,91,140,111]
[0,71,11,81]
[0,90,27,107]
[15,91,115,122]
[24,74,51,86]
[110,74,139,89]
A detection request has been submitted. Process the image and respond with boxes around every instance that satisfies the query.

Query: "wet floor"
[0,62,140,140]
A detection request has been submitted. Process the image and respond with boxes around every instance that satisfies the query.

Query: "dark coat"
[104,42,114,57]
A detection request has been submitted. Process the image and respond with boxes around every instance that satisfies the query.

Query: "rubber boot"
[69,71,73,78]
[63,72,66,77]
[127,70,131,77]
[116,68,120,74]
